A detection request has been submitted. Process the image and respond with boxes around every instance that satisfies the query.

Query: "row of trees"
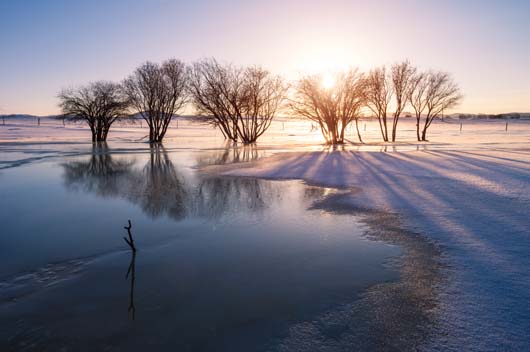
[188,60,287,143]
[59,58,286,144]
[364,61,462,142]
[59,59,190,143]
[291,61,462,144]
[58,58,462,144]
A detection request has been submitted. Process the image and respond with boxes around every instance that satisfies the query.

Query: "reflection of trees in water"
[195,177,268,219]
[194,142,284,218]
[126,144,188,220]
[62,142,134,197]
[62,143,283,221]
[62,143,188,220]
[196,142,261,167]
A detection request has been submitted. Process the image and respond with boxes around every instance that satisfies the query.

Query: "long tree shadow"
[285,149,530,349]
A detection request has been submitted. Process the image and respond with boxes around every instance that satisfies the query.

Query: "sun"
[321,73,335,90]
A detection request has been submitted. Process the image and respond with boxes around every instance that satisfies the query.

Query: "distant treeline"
[455,113,530,120]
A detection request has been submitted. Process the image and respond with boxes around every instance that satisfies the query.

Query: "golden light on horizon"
[322,73,335,90]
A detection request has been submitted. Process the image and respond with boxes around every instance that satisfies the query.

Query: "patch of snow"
[208,147,530,351]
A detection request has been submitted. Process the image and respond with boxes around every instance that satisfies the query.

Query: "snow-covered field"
[2,117,530,350]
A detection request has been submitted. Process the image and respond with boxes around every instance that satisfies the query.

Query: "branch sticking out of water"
[123,220,136,252]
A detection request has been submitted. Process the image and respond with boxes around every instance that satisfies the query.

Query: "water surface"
[0,143,400,351]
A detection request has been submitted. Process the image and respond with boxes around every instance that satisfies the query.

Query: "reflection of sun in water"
[321,73,335,90]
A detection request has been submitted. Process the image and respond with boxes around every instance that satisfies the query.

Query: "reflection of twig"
[123,220,137,319]
[123,220,136,252]
[125,251,136,320]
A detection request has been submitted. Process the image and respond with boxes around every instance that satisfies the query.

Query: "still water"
[0,143,400,351]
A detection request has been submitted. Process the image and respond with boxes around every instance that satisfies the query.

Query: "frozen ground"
[1,117,530,350]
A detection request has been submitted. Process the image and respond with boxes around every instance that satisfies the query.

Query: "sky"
[0,0,529,115]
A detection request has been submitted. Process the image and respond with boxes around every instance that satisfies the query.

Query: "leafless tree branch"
[123,59,189,143]
[364,66,393,142]
[390,60,416,142]
[188,58,287,144]
[408,70,463,141]
[58,81,129,142]
[289,69,365,144]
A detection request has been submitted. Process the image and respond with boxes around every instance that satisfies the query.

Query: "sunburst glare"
[321,73,335,90]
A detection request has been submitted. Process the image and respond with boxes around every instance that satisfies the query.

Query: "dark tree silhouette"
[290,69,365,144]
[409,71,462,141]
[364,67,392,142]
[390,60,416,142]
[58,82,129,142]
[408,72,429,141]
[188,58,286,144]
[123,59,188,143]
[188,59,240,141]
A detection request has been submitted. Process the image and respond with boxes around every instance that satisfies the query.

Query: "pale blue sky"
[1,0,529,114]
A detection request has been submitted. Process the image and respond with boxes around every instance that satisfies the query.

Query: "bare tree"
[408,72,429,141]
[290,69,365,144]
[364,66,393,142]
[58,81,129,142]
[188,59,241,141]
[390,60,416,142]
[411,71,462,141]
[238,66,287,143]
[123,59,188,143]
[188,58,286,144]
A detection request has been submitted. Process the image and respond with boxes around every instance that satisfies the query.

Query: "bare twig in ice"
[123,220,136,252]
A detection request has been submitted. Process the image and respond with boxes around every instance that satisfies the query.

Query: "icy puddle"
[0,145,403,351]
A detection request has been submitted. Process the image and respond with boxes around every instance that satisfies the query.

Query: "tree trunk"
[377,116,385,141]
[102,127,109,141]
[157,128,167,143]
[421,128,427,141]
[339,123,346,143]
[416,117,421,141]
[96,128,103,142]
[355,119,363,143]
[421,117,430,141]
[382,117,388,142]
[90,125,96,143]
